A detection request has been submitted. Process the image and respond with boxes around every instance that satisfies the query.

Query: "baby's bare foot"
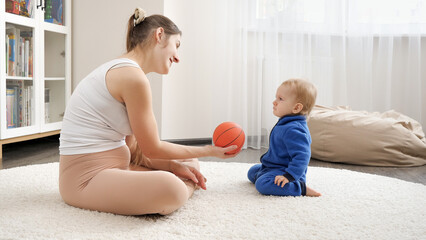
[306,186,321,197]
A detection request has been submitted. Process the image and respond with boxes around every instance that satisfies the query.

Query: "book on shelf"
[24,85,33,126]
[44,0,63,25]
[6,35,9,75]
[45,88,50,123]
[5,25,33,77]
[6,80,33,128]
[5,0,19,15]
[6,88,16,128]
[7,32,16,76]
[26,0,35,18]
[6,0,34,18]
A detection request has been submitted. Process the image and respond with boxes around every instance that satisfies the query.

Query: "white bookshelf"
[0,0,71,164]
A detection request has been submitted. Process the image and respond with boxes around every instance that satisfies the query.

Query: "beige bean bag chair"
[308,105,426,167]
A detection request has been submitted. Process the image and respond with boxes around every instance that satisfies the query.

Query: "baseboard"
[164,135,269,147]
[164,138,212,146]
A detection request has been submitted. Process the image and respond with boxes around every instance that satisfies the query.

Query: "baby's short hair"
[281,78,317,115]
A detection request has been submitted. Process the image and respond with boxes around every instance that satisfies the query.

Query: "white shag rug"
[0,161,425,240]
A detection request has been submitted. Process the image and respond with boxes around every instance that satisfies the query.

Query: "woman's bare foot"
[306,186,321,197]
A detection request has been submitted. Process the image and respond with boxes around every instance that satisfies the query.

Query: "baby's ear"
[292,103,303,114]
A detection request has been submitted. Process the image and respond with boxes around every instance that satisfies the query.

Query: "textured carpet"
[0,161,425,240]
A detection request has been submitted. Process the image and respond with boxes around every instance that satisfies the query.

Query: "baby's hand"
[274,175,289,188]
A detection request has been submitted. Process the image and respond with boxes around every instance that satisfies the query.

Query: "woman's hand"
[170,160,207,190]
[205,145,240,159]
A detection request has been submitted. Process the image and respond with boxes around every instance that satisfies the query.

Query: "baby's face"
[272,85,299,118]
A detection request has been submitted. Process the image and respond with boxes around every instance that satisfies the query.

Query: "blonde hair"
[281,79,317,115]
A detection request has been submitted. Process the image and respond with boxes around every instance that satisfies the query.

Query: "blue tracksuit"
[247,115,311,196]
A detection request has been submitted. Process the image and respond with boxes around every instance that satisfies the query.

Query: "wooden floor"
[1,135,425,185]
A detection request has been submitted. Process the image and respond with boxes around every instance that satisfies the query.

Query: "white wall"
[72,0,165,136]
[162,0,223,140]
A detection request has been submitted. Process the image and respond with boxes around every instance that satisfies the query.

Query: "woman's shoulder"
[108,59,145,81]
[105,59,149,103]
[113,57,140,66]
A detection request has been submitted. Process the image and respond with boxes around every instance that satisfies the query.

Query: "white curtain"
[163,0,425,147]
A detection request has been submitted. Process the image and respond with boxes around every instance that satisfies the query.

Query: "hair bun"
[134,7,146,26]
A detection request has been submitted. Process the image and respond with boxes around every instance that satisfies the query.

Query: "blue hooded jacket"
[260,115,312,182]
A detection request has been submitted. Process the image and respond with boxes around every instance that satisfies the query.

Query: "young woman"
[59,8,238,215]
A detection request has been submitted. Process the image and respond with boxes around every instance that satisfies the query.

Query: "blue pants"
[247,164,306,196]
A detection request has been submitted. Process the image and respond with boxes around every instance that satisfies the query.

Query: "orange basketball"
[213,122,245,154]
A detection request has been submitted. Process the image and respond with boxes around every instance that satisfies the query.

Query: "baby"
[248,79,321,197]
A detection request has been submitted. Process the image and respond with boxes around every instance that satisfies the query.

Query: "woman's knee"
[157,171,189,214]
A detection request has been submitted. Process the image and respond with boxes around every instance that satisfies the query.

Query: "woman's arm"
[126,134,207,190]
[126,135,175,171]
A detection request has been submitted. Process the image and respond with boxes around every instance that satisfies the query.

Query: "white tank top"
[59,58,140,155]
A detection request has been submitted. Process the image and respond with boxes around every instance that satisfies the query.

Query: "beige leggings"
[59,145,198,215]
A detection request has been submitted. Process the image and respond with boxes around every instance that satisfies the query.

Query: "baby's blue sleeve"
[282,126,311,182]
